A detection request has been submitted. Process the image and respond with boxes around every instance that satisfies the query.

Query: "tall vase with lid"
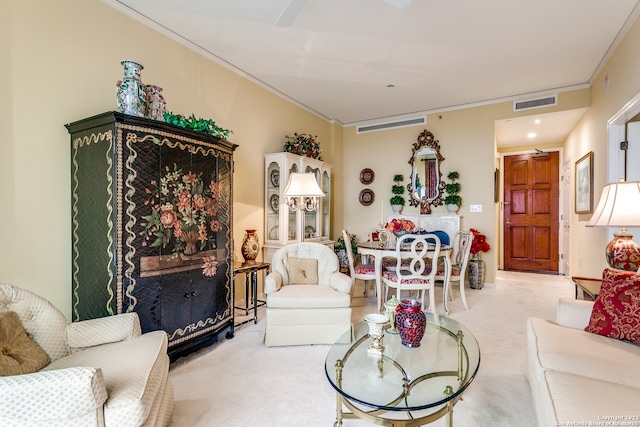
[116,60,147,117]
[395,298,426,347]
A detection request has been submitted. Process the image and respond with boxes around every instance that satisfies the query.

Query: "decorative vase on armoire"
[116,60,147,117]
[241,229,260,263]
[66,111,238,360]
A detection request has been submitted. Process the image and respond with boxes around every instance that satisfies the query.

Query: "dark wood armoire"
[66,111,237,360]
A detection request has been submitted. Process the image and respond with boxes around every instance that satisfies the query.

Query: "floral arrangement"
[385,218,416,234]
[470,228,491,254]
[141,165,222,273]
[163,111,233,141]
[283,133,322,160]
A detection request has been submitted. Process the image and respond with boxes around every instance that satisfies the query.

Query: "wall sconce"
[587,180,640,271]
[282,173,325,212]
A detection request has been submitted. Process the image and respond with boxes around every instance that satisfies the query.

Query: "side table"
[571,276,601,301]
[234,262,270,325]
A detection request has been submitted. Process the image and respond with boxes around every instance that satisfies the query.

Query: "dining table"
[357,239,453,315]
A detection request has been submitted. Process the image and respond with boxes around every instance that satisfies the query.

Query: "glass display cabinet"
[264,153,333,263]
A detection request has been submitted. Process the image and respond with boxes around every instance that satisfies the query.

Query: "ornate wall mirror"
[408,129,445,211]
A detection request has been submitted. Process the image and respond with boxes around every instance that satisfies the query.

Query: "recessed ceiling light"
[534,119,541,124]
[528,132,536,138]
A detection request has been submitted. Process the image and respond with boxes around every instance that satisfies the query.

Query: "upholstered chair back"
[0,284,69,361]
[270,242,339,286]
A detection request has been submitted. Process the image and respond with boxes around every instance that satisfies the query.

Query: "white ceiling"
[107,0,640,147]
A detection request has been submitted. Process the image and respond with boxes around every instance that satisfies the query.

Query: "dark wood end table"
[234,261,270,325]
[571,276,601,301]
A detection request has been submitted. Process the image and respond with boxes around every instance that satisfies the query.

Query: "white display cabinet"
[264,153,333,263]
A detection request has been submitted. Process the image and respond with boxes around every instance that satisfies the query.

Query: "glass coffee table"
[325,313,480,427]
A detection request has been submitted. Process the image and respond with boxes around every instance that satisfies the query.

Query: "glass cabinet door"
[301,160,322,241]
[265,160,281,242]
[322,167,331,239]
[286,162,299,243]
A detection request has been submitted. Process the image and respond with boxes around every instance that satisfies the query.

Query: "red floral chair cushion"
[382,270,432,284]
[354,264,375,275]
[436,265,461,277]
[585,267,640,344]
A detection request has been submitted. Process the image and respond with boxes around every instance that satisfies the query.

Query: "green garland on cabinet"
[163,112,233,141]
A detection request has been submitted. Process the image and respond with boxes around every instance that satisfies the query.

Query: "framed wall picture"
[575,151,594,214]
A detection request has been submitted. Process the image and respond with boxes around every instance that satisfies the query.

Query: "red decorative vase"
[606,232,640,271]
[241,229,260,263]
[395,298,426,347]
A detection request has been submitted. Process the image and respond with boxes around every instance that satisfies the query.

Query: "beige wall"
[4,0,640,318]
[1,0,338,318]
[565,14,640,279]
[343,89,590,285]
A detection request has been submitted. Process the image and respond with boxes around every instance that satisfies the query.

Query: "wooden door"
[504,152,559,272]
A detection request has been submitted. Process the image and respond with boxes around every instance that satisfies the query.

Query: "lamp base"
[606,232,640,271]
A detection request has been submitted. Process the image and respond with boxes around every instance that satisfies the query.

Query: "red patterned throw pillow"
[585,268,640,344]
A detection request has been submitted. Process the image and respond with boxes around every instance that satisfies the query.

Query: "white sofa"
[263,242,353,346]
[526,297,640,426]
[0,284,173,427]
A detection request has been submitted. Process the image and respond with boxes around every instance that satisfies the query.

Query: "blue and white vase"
[116,60,147,117]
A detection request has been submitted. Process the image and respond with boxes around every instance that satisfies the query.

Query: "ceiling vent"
[356,116,426,134]
[513,95,557,112]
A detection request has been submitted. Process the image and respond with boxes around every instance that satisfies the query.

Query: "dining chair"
[382,233,441,313]
[368,227,391,246]
[435,230,472,311]
[343,229,377,296]
[368,227,397,271]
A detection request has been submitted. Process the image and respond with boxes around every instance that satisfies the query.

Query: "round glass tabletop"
[325,312,480,413]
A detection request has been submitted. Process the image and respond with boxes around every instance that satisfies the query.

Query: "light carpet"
[168,270,574,426]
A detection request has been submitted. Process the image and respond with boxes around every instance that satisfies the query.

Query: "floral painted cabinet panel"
[66,111,237,359]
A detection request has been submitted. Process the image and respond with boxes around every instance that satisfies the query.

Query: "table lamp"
[586,180,640,271]
[282,172,325,211]
[283,172,325,241]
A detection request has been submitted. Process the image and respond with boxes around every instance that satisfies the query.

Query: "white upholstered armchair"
[263,242,353,346]
[0,284,173,427]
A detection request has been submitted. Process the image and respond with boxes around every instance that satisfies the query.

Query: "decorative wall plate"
[359,189,375,206]
[270,169,280,187]
[359,168,375,185]
[270,194,279,213]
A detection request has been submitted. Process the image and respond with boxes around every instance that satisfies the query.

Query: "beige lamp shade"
[282,173,324,212]
[587,181,640,228]
[283,173,325,198]
[587,181,640,271]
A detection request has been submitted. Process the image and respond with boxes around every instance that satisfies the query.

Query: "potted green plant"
[283,133,322,160]
[390,174,405,213]
[444,171,461,213]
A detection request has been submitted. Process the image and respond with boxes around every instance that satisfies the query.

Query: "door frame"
[498,148,564,273]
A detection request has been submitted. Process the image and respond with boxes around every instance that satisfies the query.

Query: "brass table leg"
[444,386,454,427]
[334,360,344,427]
